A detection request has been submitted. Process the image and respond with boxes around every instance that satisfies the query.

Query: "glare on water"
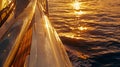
[71,0,81,10]
[78,26,87,31]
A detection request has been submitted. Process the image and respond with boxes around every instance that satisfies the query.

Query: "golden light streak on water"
[74,10,85,17]
[59,33,76,38]
[71,1,90,32]
[78,26,87,31]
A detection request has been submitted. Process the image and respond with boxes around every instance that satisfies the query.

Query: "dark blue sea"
[48,0,120,67]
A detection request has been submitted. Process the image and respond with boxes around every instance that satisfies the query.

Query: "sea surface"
[48,0,120,67]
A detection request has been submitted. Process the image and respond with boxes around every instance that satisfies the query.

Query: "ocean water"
[48,0,120,67]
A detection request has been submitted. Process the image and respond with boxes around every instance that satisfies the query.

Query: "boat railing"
[38,0,49,15]
[27,0,72,67]
[0,1,15,27]
[0,0,36,67]
[0,0,72,67]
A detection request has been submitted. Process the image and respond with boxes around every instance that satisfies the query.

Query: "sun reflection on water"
[74,10,85,17]
[72,0,81,10]
[54,0,97,39]
[78,26,87,31]
[71,1,90,32]
[59,33,76,39]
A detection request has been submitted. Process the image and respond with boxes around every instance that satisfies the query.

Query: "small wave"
[89,52,120,67]
[98,17,117,22]
[61,36,120,67]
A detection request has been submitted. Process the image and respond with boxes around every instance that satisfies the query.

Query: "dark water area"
[48,0,120,67]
